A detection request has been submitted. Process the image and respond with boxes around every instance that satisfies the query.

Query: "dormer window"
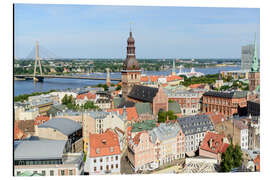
[96,148,100,154]
[110,147,114,152]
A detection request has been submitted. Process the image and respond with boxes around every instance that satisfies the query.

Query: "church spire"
[251,33,259,72]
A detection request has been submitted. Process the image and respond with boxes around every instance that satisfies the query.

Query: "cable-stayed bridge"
[14,41,120,83]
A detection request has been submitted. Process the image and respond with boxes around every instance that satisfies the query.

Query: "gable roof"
[128,85,158,103]
[200,132,229,154]
[135,102,152,115]
[166,75,183,82]
[34,115,50,125]
[177,115,214,136]
[108,107,138,122]
[76,92,96,100]
[38,118,82,136]
[168,102,181,114]
[89,129,121,157]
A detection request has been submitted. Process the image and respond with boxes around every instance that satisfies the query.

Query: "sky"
[14,4,260,59]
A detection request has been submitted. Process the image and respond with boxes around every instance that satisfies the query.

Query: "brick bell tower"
[121,30,141,98]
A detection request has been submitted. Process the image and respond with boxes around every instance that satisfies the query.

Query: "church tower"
[121,30,141,98]
[248,34,260,92]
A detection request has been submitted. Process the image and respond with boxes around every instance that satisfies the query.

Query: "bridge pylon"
[106,68,111,86]
[33,41,43,82]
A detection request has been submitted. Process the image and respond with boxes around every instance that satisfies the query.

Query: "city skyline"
[14,4,260,59]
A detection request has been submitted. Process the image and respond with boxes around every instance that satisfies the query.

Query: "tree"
[220,144,243,172]
[167,110,177,120]
[116,84,122,91]
[83,101,98,110]
[158,111,167,123]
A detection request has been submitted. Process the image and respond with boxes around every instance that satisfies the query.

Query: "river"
[14,66,240,96]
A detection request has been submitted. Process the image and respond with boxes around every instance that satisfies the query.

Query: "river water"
[14,66,240,96]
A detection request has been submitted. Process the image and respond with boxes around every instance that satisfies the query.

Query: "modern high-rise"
[241,44,255,71]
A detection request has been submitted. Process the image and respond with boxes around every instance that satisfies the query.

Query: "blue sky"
[14,4,260,59]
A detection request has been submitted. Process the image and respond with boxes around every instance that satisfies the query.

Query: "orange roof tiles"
[34,116,50,125]
[89,129,121,158]
[254,155,260,171]
[200,131,229,154]
[76,92,96,100]
[140,76,149,82]
[132,132,143,145]
[14,122,24,140]
[166,75,183,82]
[108,107,138,122]
[150,76,159,82]
[206,112,226,125]
[189,83,203,89]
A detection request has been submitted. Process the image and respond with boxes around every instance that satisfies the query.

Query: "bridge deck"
[14,74,121,81]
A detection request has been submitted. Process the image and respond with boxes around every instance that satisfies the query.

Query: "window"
[111,164,114,169]
[106,165,109,170]
[69,170,73,175]
[61,170,65,176]
[100,158,103,162]
[111,156,113,161]
[106,157,109,162]
[41,170,46,176]
[16,171,21,176]
[110,147,114,152]
[94,159,96,163]
[33,171,38,174]
[115,156,118,161]
[50,170,54,176]
[100,166,103,170]
[94,167,97,172]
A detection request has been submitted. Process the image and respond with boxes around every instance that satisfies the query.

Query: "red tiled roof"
[189,83,203,89]
[132,132,143,145]
[254,155,260,171]
[89,129,121,158]
[150,76,159,82]
[140,76,149,82]
[34,116,50,125]
[108,107,138,122]
[206,112,226,125]
[200,131,229,154]
[76,92,96,100]
[166,75,183,82]
[162,83,168,87]
[14,122,24,140]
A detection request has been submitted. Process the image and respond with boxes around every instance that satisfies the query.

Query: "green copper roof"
[113,97,122,108]
[251,33,259,72]
[17,171,42,176]
[135,102,152,115]
[131,120,156,132]
[168,102,181,113]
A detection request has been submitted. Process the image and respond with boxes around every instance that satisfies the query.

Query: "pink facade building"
[128,131,155,171]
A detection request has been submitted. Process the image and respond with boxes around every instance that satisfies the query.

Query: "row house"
[36,118,83,153]
[177,114,214,154]
[86,129,121,175]
[15,106,39,121]
[202,91,247,117]
[149,123,185,167]
[199,131,229,164]
[82,111,126,153]
[128,131,155,172]
[76,92,96,106]
[14,140,84,176]
[214,118,249,150]
[165,89,201,116]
